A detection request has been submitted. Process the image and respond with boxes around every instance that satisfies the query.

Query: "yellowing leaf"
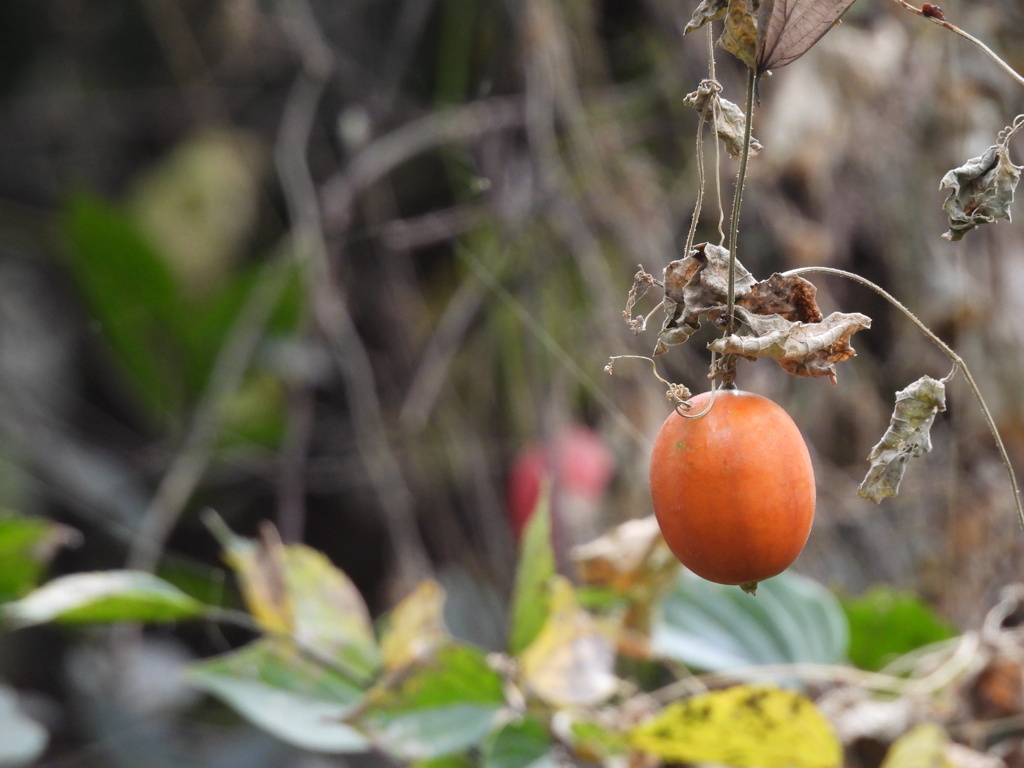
[858,376,946,504]
[129,128,265,296]
[630,685,841,768]
[380,579,450,671]
[223,522,293,636]
[879,723,954,768]
[720,0,759,71]
[519,577,617,707]
[209,515,379,681]
[283,545,378,677]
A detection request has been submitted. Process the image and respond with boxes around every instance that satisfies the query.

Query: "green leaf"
[187,638,367,753]
[0,684,48,766]
[357,643,506,760]
[652,571,848,671]
[630,685,841,768]
[64,191,191,417]
[843,587,956,671]
[0,512,79,603]
[483,717,557,768]
[509,491,555,655]
[3,570,206,626]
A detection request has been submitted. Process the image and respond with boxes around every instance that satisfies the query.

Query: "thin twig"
[466,254,650,448]
[891,0,1024,89]
[785,265,1024,533]
[127,254,295,573]
[277,0,432,584]
[706,26,727,246]
[320,97,526,233]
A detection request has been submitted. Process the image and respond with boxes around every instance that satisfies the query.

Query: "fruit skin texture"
[650,389,815,586]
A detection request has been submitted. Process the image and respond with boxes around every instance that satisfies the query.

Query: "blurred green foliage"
[843,586,957,671]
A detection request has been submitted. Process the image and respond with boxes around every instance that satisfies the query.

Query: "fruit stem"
[784,265,1024,535]
[725,67,757,337]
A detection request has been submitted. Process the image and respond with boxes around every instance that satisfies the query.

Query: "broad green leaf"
[380,579,450,670]
[357,643,506,760]
[652,571,848,671]
[519,577,617,707]
[630,685,841,768]
[187,638,367,753]
[509,491,555,655]
[880,723,954,768]
[64,191,190,416]
[3,570,205,626]
[483,717,557,768]
[0,512,79,603]
[64,190,301,446]
[0,684,48,766]
[843,587,956,671]
[211,517,380,681]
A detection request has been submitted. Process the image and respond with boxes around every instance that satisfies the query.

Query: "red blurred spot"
[506,425,614,539]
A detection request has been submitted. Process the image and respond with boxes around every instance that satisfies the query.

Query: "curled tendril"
[606,355,692,408]
[998,114,1024,148]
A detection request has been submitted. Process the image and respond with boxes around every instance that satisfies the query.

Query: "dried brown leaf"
[738,272,823,323]
[684,0,730,34]
[940,144,1021,241]
[656,244,755,354]
[683,82,764,159]
[708,308,871,383]
[858,376,946,503]
[756,0,857,75]
[720,0,759,71]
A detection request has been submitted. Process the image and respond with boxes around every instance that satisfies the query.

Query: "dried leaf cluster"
[683,0,857,76]
[653,243,871,384]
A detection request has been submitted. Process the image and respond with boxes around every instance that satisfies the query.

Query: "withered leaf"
[756,0,857,75]
[656,244,755,354]
[684,0,730,34]
[940,144,1021,241]
[858,376,946,504]
[708,308,871,383]
[720,0,759,71]
[683,82,764,159]
[738,272,822,323]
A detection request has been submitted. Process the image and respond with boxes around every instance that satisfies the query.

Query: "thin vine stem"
[784,265,1024,533]
[890,0,1024,90]
[725,67,757,336]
